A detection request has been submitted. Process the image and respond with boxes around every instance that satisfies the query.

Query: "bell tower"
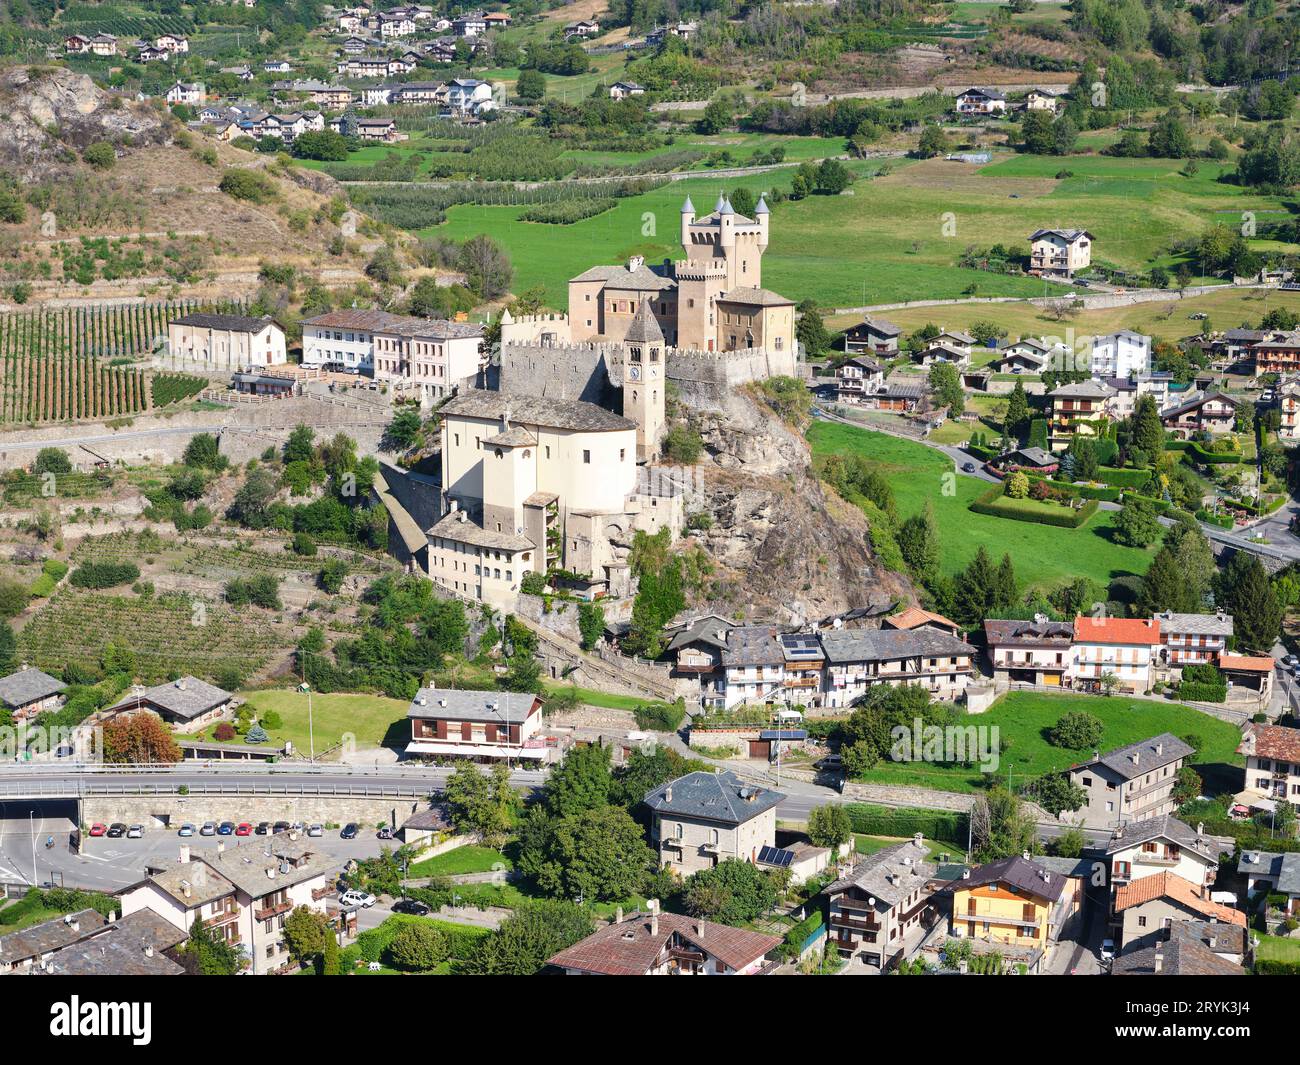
[621,299,666,462]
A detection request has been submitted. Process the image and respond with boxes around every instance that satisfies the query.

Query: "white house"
[165,81,206,106]
[1087,330,1151,380]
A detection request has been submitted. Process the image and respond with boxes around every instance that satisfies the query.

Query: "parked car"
[255,822,270,835]
[338,890,377,909]
[961,462,976,473]
[126,825,144,839]
[88,823,107,837]
[177,823,195,838]
[216,821,235,836]
[308,824,324,837]
[1100,939,1116,962]
[235,822,253,837]
[1283,654,1297,667]
[106,823,127,838]
[272,821,290,834]
[392,898,430,916]
[200,822,217,836]
[340,823,358,839]
[376,826,394,840]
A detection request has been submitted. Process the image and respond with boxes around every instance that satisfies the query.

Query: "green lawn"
[852,690,1244,793]
[1256,934,1300,964]
[408,845,511,878]
[213,690,411,755]
[806,420,1156,594]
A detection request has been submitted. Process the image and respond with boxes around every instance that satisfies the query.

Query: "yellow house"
[950,855,1077,953]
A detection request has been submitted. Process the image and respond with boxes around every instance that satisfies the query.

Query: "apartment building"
[1153,609,1232,671]
[644,771,782,875]
[949,855,1079,963]
[1048,379,1115,450]
[1160,390,1239,438]
[720,625,787,709]
[1028,228,1092,278]
[1238,722,1300,805]
[1067,734,1194,825]
[834,356,885,404]
[1070,615,1161,693]
[1281,380,1300,440]
[1252,330,1300,375]
[820,627,973,708]
[1105,815,1227,893]
[825,836,938,969]
[405,687,544,762]
[983,617,1073,686]
[1087,330,1152,379]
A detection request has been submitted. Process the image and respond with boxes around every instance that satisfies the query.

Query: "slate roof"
[1029,228,1091,242]
[1112,923,1246,976]
[547,911,780,975]
[206,831,342,899]
[841,355,884,373]
[624,299,664,345]
[107,677,232,722]
[1161,390,1238,420]
[1114,871,1246,925]
[717,286,794,307]
[407,687,540,725]
[0,910,106,966]
[1050,380,1116,400]
[140,853,237,909]
[300,309,483,340]
[643,771,784,825]
[484,425,538,447]
[1240,723,1300,764]
[173,312,280,333]
[439,389,637,432]
[1153,610,1233,637]
[721,625,784,667]
[983,618,1074,647]
[1105,814,1225,858]
[960,855,1068,902]
[818,627,971,665]
[401,804,454,832]
[0,668,66,710]
[1077,735,1194,785]
[37,910,187,976]
[997,446,1057,467]
[664,615,736,653]
[1237,849,1300,894]
[570,263,675,292]
[958,86,1006,100]
[856,316,901,337]
[826,838,936,906]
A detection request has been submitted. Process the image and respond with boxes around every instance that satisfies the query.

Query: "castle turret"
[755,194,769,251]
[719,197,735,251]
[680,194,695,250]
[622,299,665,463]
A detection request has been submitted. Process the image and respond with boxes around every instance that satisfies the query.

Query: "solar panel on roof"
[757,846,795,867]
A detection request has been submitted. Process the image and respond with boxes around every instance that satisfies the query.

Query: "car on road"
[339,890,377,909]
[392,898,430,916]
[200,822,217,836]
[217,821,236,835]
[308,823,324,837]
[89,823,107,837]
[1284,655,1297,667]
[126,825,144,839]
[255,822,270,835]
[178,823,195,837]
[961,462,976,473]
[106,823,127,838]
[290,822,305,833]
[340,823,358,840]
[235,822,253,837]
[1100,939,1116,962]
[376,827,394,840]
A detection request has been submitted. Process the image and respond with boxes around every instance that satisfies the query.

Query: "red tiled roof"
[886,607,959,632]
[547,911,780,976]
[1240,723,1300,763]
[1114,872,1245,926]
[1072,616,1161,645]
[1218,654,1273,673]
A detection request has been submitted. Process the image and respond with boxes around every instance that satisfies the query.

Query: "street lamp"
[298,682,315,762]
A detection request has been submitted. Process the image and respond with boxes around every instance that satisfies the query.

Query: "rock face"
[0,66,170,182]
[683,388,914,624]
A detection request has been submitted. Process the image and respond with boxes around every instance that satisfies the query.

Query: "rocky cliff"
[681,387,914,624]
[0,66,171,182]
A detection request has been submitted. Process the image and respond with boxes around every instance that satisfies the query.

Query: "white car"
[126,825,144,839]
[339,890,376,909]
[308,823,324,837]
[1100,939,1116,962]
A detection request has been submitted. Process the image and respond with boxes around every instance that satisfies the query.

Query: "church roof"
[624,299,664,345]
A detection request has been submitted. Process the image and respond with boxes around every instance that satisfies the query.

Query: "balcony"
[830,912,880,934]
[255,899,292,922]
[204,906,241,928]
[836,896,879,915]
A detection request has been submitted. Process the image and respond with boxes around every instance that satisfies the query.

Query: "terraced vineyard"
[17,588,292,684]
[0,299,243,361]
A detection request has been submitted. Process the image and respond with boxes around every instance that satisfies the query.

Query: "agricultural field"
[852,689,1244,793]
[806,420,1157,593]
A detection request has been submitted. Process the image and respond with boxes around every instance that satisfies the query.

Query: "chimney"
[1208,936,1217,950]
[913,832,924,848]
[144,945,154,959]
[1197,822,1204,838]
[615,906,623,924]
[664,786,672,803]
[179,845,190,865]
[696,921,705,940]
[1022,850,1030,861]
[181,879,191,899]
[69,919,79,932]
[217,839,225,854]
[107,912,115,924]
[648,898,659,937]
[1153,951,1163,974]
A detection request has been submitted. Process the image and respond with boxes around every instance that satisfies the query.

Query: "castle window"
[583,450,591,464]
[688,298,695,308]
[620,449,626,461]
[495,448,503,458]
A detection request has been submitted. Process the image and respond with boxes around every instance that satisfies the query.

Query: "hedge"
[1122,491,1173,513]
[779,910,825,960]
[1255,958,1300,976]
[1095,466,1153,489]
[842,803,967,846]
[969,484,1099,528]
[1196,508,1235,529]
[1022,474,1122,502]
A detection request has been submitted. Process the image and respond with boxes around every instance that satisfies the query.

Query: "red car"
[235,822,253,837]
[88,823,107,837]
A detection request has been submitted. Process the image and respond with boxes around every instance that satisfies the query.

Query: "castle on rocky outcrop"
[499,193,799,460]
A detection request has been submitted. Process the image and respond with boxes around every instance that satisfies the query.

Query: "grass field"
[806,420,1156,593]
[408,844,510,878]
[221,690,411,755]
[1256,934,1300,965]
[853,690,1244,793]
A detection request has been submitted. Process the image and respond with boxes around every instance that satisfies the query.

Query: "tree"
[515,67,545,100]
[0,580,27,618]
[531,805,653,901]
[181,915,240,975]
[1138,545,1195,616]
[0,621,14,676]
[928,361,964,416]
[577,601,604,651]
[33,448,72,476]
[1147,108,1193,158]
[443,763,520,844]
[1217,553,1282,652]
[384,408,423,452]
[815,158,852,194]
[684,858,781,924]
[319,930,342,976]
[1005,471,1030,498]
[283,425,315,465]
[1004,379,1030,440]
[365,245,403,285]
[1052,827,1086,859]
[970,786,1039,862]
[897,503,941,583]
[458,234,513,299]
[729,186,756,218]
[697,97,732,134]
[954,545,999,624]
[1028,772,1087,817]
[293,130,350,161]
[917,125,950,158]
[1113,497,1162,547]
[807,804,852,849]
[282,905,329,965]
[83,141,115,169]
[463,900,594,975]
[542,742,612,817]
[387,922,448,971]
[1021,110,1055,154]
[102,713,180,764]
[1047,710,1103,749]
[1132,394,1164,459]
[795,300,831,356]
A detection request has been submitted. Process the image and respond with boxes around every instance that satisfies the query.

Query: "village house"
[608,81,645,100]
[954,87,1007,115]
[154,33,188,53]
[882,606,961,637]
[1238,722,1300,806]
[167,312,287,370]
[644,771,782,875]
[1112,920,1247,976]
[664,614,737,710]
[263,58,293,73]
[825,835,938,969]
[1087,330,1152,379]
[1029,228,1092,278]
[120,833,341,975]
[843,315,901,357]
[1152,609,1232,672]
[27,910,188,976]
[949,854,1080,967]
[1048,379,1115,450]
[983,617,1073,687]
[483,11,512,29]
[1159,390,1239,438]
[1252,329,1300,375]
[719,624,787,709]
[917,342,970,368]
[1067,734,1192,826]
[65,32,118,55]
[1024,88,1060,112]
[368,10,416,36]
[1113,871,1246,951]
[1280,380,1300,439]
[405,687,545,762]
[861,379,928,413]
[819,627,973,708]
[566,18,601,38]
[0,667,67,723]
[135,45,168,63]
[104,676,234,734]
[548,902,780,975]
[1106,816,1227,896]
[0,909,107,973]
[329,114,400,141]
[989,344,1049,375]
[1239,849,1300,915]
[834,355,885,405]
[1218,653,1274,704]
[452,11,487,36]
[780,632,825,703]
[991,446,1058,476]
[444,77,493,115]
[165,81,206,106]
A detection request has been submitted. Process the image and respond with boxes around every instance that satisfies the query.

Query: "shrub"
[83,142,116,170]
[213,722,236,742]
[634,700,686,731]
[1047,710,1104,749]
[70,562,140,589]
[219,169,276,204]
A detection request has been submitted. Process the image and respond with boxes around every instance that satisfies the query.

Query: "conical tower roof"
[625,298,664,345]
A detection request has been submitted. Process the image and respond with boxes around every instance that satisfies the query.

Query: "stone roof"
[857,316,900,337]
[960,855,1069,902]
[983,618,1074,647]
[107,676,232,722]
[141,852,237,909]
[0,667,66,710]
[0,910,106,966]
[826,838,936,906]
[1112,922,1246,976]
[1078,734,1194,784]
[38,910,187,976]
[206,831,341,899]
[1050,380,1116,400]
[484,425,538,447]
[624,299,664,345]
[665,614,737,653]
[547,910,780,975]
[643,771,784,826]
[300,308,483,340]
[721,624,784,667]
[1105,814,1225,859]
[401,804,454,832]
[1238,849,1300,894]
[1029,228,1091,242]
[818,626,971,665]
[959,86,1006,100]
[440,388,636,433]
[570,263,676,292]
[716,286,794,307]
[407,687,540,725]
[426,510,534,551]
[1153,610,1233,637]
